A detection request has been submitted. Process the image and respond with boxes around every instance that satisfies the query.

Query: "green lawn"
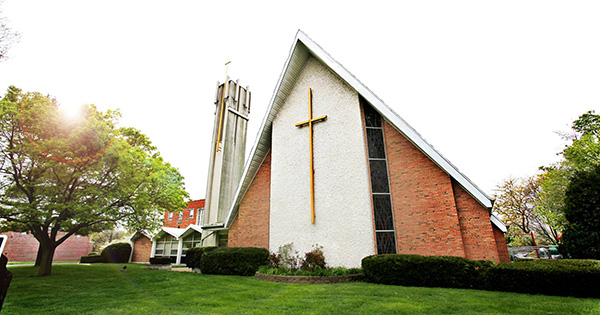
[4,264,599,314]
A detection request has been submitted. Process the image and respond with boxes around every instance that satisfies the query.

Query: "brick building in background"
[163,199,205,229]
[2,231,92,262]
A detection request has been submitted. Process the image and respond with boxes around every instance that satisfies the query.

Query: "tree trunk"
[37,245,56,277]
[34,243,43,267]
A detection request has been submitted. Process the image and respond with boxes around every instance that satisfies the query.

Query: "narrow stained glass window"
[367,128,386,159]
[364,104,382,127]
[363,98,397,255]
[376,232,397,254]
[369,160,390,193]
[373,195,394,230]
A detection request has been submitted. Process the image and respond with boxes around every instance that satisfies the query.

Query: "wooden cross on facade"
[295,88,327,224]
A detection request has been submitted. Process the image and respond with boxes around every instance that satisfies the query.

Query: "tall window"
[178,211,183,220]
[363,101,397,254]
[155,234,178,257]
[168,212,173,220]
[182,231,202,255]
[199,208,204,226]
[189,208,194,219]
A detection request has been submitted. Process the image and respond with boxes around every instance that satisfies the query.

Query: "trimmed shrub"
[301,245,327,272]
[483,259,600,298]
[363,254,600,298]
[149,257,172,265]
[200,247,269,276]
[80,255,104,263]
[100,242,132,263]
[362,254,492,289]
[185,247,217,269]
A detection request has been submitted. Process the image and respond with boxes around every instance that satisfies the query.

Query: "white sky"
[1,1,599,200]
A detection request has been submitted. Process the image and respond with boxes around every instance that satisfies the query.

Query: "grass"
[4,264,600,314]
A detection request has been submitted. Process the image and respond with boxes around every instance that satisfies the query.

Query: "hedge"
[362,254,491,289]
[100,243,132,263]
[200,247,269,276]
[185,246,217,269]
[362,254,600,298]
[80,255,104,263]
[482,259,600,298]
[149,257,172,265]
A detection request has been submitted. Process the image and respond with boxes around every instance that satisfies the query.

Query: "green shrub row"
[80,243,132,263]
[100,243,131,264]
[362,254,492,289]
[199,247,269,276]
[362,254,600,298]
[185,246,216,269]
[80,255,104,263]
[149,257,172,265]
[482,259,600,297]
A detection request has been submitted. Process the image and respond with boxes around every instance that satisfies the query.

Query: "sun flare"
[60,104,82,121]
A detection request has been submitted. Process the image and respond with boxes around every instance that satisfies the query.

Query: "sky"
[1,1,599,201]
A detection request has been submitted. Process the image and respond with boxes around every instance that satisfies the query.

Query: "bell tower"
[200,73,251,247]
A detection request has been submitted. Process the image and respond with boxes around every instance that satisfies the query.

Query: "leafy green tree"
[535,110,600,244]
[0,86,188,276]
[560,164,600,259]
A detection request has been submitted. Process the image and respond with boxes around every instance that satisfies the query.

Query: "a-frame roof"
[225,30,506,232]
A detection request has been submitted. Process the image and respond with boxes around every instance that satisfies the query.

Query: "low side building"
[2,231,93,262]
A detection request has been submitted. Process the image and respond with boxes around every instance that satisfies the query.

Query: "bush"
[362,254,600,298]
[200,247,269,276]
[483,259,600,298]
[100,242,132,263]
[80,255,104,263]
[149,257,173,265]
[301,245,327,272]
[185,247,217,269]
[362,254,492,289]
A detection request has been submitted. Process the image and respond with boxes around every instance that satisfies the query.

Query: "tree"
[90,228,127,252]
[493,176,561,245]
[560,164,600,259]
[535,110,600,244]
[0,86,188,276]
[0,1,20,61]
[493,177,539,234]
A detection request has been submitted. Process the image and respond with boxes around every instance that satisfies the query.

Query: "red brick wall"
[131,235,152,263]
[228,150,271,249]
[164,199,205,228]
[3,231,93,262]
[493,225,511,263]
[383,119,466,257]
[452,180,501,262]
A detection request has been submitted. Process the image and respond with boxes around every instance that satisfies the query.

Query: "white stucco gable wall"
[270,57,375,267]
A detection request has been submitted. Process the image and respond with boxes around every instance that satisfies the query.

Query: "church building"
[205,31,509,267]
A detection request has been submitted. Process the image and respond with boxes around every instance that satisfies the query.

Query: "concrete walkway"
[7,262,80,268]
